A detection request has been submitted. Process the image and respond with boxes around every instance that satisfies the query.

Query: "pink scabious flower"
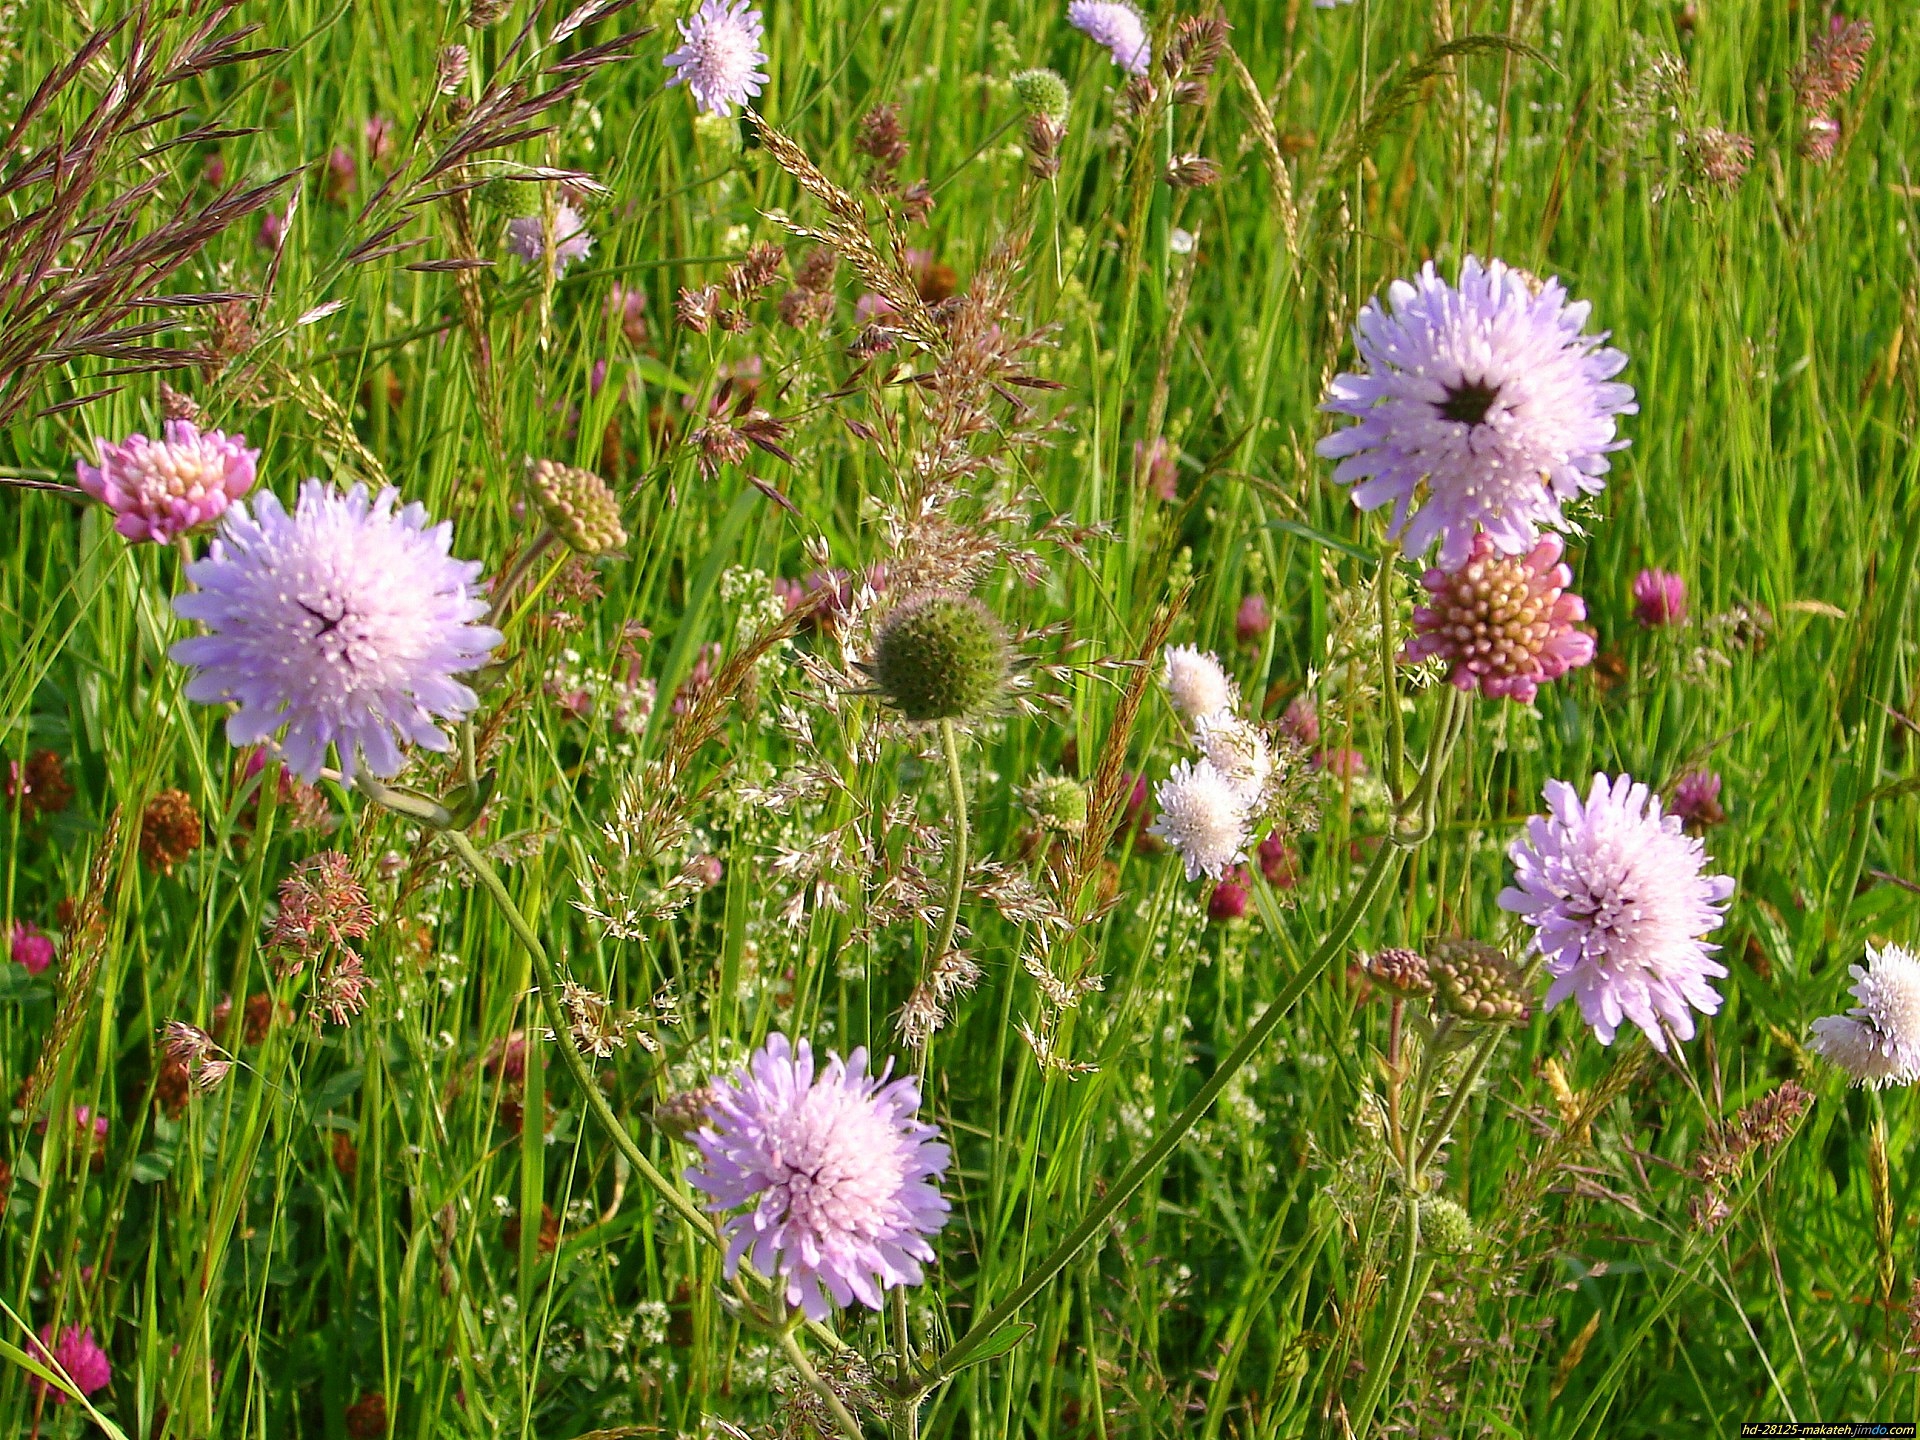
[12,922,53,975]
[1500,772,1735,1052]
[76,421,260,544]
[170,481,502,783]
[686,1033,951,1321]
[1632,567,1687,628]
[507,203,594,277]
[1811,944,1920,1089]
[1068,1,1151,77]
[1317,256,1637,568]
[1404,532,1594,703]
[663,0,769,116]
[30,1324,111,1403]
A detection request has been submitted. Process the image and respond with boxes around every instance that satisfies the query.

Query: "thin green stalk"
[776,1311,866,1440]
[1413,1026,1504,1176]
[1348,1190,1424,1438]
[931,719,968,968]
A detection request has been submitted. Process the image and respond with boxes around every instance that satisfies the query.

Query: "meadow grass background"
[1,0,1918,1434]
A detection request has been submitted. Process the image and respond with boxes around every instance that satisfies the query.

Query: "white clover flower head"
[664,0,770,116]
[1149,758,1252,881]
[1317,255,1638,567]
[170,481,502,783]
[1193,711,1273,806]
[1163,644,1236,725]
[1499,772,1733,1052]
[1811,944,1920,1088]
[1068,0,1151,76]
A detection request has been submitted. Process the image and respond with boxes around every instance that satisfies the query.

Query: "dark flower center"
[1438,379,1501,427]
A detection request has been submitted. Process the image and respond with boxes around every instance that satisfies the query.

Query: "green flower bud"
[869,592,1010,724]
[1421,1195,1477,1258]
[1022,773,1088,834]
[1428,938,1530,1026]
[526,458,626,555]
[1012,68,1071,124]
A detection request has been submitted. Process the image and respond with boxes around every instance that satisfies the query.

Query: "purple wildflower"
[1317,256,1638,567]
[77,421,259,544]
[663,1,769,116]
[170,481,502,783]
[1500,773,1735,1052]
[12,922,53,975]
[686,1033,951,1320]
[1068,1,1151,77]
[507,203,594,277]
[1404,532,1594,703]
[30,1325,110,1403]
[1279,696,1319,747]
[1670,769,1725,831]
[1632,567,1687,628]
[1207,866,1251,922]
[1235,593,1271,645]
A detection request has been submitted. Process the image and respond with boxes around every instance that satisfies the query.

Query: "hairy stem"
[777,1310,867,1440]
[930,719,969,968]
[1348,1193,1433,1439]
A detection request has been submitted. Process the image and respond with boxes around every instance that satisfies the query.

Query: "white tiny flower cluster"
[1150,646,1277,881]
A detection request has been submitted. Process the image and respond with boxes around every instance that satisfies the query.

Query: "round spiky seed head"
[1421,1195,1477,1257]
[525,459,626,554]
[1022,773,1089,834]
[652,1085,717,1142]
[1368,946,1434,998]
[1428,938,1530,1025]
[1012,68,1071,124]
[869,592,1010,724]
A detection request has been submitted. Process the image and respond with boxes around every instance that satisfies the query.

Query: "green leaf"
[943,1320,1034,1375]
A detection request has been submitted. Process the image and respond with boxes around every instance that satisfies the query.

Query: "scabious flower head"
[1148,758,1251,881]
[1632,567,1687,628]
[1193,711,1274,806]
[30,1325,110,1402]
[1499,773,1734,1052]
[1068,1,1151,77]
[1163,644,1235,724]
[506,203,594,276]
[1811,944,1920,1089]
[663,0,769,116]
[1404,532,1595,703]
[686,1033,951,1320]
[12,922,53,975]
[77,421,259,544]
[1317,256,1637,567]
[170,481,502,784]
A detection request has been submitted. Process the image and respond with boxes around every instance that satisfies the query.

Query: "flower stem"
[436,826,720,1248]
[930,719,969,970]
[1348,1193,1433,1438]
[777,1310,867,1440]
[1414,1026,1504,1176]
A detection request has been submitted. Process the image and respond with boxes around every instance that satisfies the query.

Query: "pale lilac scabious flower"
[1500,773,1734,1052]
[1149,758,1252,881]
[170,481,502,783]
[1810,944,1920,1089]
[1068,1,1151,77]
[506,203,594,276]
[30,1324,110,1402]
[687,1033,950,1321]
[1317,256,1638,567]
[663,0,769,116]
[77,421,259,544]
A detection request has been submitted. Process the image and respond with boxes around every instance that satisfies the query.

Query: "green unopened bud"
[1421,1195,1477,1258]
[694,111,743,155]
[526,458,626,554]
[1367,946,1432,998]
[1012,68,1071,124]
[1022,773,1088,834]
[869,592,1010,724]
[1428,938,1530,1025]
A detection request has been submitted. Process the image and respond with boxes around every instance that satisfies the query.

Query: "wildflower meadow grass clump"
[0,1,1916,1436]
